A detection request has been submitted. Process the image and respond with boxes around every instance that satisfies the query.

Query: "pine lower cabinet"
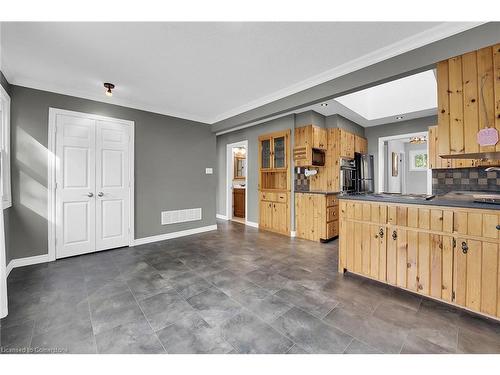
[339,199,500,320]
[295,193,338,242]
[259,191,290,235]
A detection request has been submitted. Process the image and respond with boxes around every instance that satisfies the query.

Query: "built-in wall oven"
[340,158,356,193]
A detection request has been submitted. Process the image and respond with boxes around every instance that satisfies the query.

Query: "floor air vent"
[161,208,202,225]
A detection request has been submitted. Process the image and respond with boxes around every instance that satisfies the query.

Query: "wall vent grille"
[161,208,202,225]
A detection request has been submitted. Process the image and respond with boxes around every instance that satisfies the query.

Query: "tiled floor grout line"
[123,273,169,354]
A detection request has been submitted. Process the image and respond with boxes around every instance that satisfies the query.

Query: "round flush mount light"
[104,83,115,97]
[320,103,328,107]
[395,115,405,120]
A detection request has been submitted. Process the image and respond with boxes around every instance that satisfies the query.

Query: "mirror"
[234,155,246,179]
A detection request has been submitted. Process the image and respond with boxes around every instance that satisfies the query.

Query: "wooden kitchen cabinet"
[258,129,291,235]
[339,199,500,320]
[295,193,338,242]
[428,125,500,169]
[293,125,327,167]
[437,43,500,157]
[339,129,355,158]
[354,135,368,154]
[294,125,327,150]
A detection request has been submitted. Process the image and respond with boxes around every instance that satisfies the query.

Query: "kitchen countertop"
[338,193,500,210]
[295,191,339,195]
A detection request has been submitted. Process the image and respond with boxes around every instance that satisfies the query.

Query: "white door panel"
[56,115,96,258]
[95,120,130,251]
[55,114,131,258]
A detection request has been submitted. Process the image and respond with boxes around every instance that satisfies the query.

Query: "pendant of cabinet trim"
[258,129,291,235]
[339,200,500,320]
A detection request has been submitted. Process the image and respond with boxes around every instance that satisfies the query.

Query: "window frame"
[408,148,428,172]
[0,84,11,209]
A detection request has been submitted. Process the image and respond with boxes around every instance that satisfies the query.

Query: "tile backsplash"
[432,167,500,195]
[294,168,310,192]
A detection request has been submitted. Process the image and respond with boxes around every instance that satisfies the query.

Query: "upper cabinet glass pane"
[261,139,271,169]
[273,136,285,169]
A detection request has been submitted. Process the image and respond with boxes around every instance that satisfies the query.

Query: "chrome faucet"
[485,167,500,172]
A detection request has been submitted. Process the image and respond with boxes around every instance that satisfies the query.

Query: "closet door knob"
[87,192,94,197]
[98,192,104,197]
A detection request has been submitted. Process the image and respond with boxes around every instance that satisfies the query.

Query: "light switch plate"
[205,168,213,174]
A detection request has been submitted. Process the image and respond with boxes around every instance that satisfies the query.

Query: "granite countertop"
[295,191,339,195]
[338,194,500,210]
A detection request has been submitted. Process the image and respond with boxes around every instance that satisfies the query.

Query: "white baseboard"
[291,231,297,237]
[6,254,51,277]
[134,224,218,246]
[245,220,259,228]
[216,214,228,220]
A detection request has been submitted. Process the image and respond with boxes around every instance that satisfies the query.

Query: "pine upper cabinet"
[293,125,327,167]
[354,135,368,154]
[339,129,355,158]
[437,43,500,158]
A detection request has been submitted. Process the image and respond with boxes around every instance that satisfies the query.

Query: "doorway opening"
[225,141,248,225]
[378,131,431,195]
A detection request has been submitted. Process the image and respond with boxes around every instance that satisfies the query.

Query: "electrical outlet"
[205,168,213,174]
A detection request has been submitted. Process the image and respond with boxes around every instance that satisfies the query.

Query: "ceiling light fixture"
[395,115,405,120]
[320,103,328,107]
[104,82,115,97]
[409,136,427,144]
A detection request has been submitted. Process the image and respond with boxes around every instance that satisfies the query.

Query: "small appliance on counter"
[354,152,374,193]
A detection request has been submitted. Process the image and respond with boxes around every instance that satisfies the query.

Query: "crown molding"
[209,22,484,125]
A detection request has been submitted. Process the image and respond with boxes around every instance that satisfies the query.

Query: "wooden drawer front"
[276,193,287,203]
[326,195,338,207]
[327,206,338,222]
[326,220,339,238]
[260,192,276,202]
[454,211,500,239]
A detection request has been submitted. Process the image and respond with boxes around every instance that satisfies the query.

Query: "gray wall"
[295,110,325,128]
[404,142,428,194]
[365,115,436,192]
[7,85,216,262]
[216,115,295,224]
[325,114,365,136]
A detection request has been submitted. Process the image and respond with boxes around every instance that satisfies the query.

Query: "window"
[409,149,428,171]
[0,84,11,209]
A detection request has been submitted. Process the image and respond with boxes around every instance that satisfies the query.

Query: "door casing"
[48,108,135,261]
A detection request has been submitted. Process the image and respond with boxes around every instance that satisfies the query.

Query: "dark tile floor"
[1,220,500,354]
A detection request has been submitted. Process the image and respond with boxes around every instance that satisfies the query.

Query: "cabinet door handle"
[496,224,500,230]
[461,241,468,254]
[392,230,397,240]
[379,228,384,238]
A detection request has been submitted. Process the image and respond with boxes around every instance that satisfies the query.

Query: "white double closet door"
[55,114,131,259]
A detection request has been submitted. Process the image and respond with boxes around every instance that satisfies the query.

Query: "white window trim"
[409,149,428,171]
[0,84,11,209]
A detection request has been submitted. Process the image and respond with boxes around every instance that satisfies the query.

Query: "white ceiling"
[335,70,437,120]
[0,22,479,124]
[299,69,438,127]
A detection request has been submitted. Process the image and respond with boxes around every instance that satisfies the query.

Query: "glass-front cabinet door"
[273,136,286,169]
[260,138,271,169]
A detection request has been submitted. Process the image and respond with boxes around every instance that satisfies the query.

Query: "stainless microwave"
[311,148,325,166]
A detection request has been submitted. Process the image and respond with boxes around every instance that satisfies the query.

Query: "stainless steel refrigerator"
[354,152,374,193]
